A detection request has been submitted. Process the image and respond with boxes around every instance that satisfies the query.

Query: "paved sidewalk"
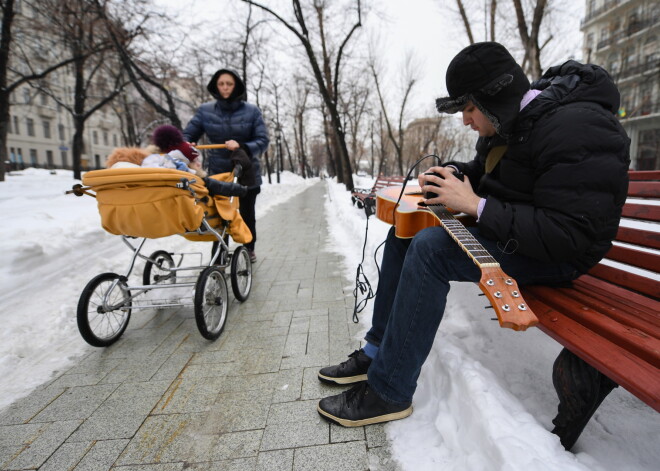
[0,182,400,471]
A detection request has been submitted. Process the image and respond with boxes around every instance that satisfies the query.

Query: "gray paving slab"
[0,182,399,471]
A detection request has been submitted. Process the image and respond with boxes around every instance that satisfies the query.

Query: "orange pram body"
[82,167,252,243]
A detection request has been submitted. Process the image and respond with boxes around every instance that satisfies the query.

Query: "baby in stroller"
[105,125,249,198]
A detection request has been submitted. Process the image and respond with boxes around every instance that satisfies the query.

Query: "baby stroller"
[69,166,252,347]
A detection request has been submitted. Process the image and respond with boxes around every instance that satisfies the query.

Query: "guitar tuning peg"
[502,304,511,312]
[511,290,520,297]
[518,304,527,310]
[505,279,514,285]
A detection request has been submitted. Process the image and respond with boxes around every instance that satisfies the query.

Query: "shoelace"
[344,382,368,409]
[339,350,361,369]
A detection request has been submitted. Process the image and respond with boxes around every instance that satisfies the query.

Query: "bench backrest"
[371,175,406,193]
[587,170,660,299]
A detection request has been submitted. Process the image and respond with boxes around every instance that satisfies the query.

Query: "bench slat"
[615,226,660,249]
[605,244,660,273]
[628,181,660,198]
[621,202,660,221]
[527,297,660,412]
[588,264,660,299]
[523,285,660,368]
[629,170,660,181]
[571,276,660,328]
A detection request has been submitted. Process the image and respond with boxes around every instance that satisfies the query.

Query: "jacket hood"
[207,68,247,102]
[527,61,621,117]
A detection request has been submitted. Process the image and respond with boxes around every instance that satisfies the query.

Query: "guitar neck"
[426,204,499,268]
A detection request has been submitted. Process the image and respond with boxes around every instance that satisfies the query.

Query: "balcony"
[596,18,658,52]
[582,0,628,27]
[619,100,660,121]
[615,59,660,81]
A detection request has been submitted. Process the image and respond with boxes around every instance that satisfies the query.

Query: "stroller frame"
[72,170,252,347]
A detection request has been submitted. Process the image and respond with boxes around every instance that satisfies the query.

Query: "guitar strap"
[485,145,507,174]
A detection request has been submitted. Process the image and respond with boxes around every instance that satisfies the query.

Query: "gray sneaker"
[318,349,371,385]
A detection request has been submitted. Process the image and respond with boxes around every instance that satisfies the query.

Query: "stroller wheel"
[143,250,176,285]
[230,246,252,302]
[194,266,229,340]
[77,273,132,347]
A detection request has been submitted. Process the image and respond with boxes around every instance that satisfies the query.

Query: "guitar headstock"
[478,267,538,331]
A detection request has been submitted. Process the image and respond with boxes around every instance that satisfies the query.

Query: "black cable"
[351,154,442,323]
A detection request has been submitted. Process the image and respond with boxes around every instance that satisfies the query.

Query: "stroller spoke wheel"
[230,246,253,302]
[77,273,132,347]
[194,266,228,340]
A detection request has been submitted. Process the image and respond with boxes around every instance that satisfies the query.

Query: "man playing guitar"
[315,42,630,446]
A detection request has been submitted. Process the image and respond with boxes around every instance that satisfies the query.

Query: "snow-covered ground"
[0,169,658,471]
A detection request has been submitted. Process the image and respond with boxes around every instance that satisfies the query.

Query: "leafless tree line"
[1,0,573,184]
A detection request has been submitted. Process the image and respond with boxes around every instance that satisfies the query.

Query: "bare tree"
[26,0,130,179]
[290,75,312,178]
[452,0,554,79]
[241,0,363,191]
[512,0,548,78]
[341,75,371,174]
[0,0,103,182]
[93,0,185,129]
[369,52,418,176]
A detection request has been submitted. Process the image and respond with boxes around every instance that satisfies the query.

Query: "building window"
[23,88,31,104]
[40,93,48,106]
[43,120,51,139]
[13,116,19,135]
[103,130,108,146]
[637,129,660,171]
[58,123,65,141]
[61,151,68,168]
[93,130,98,145]
[26,118,35,137]
[9,147,15,162]
[94,154,101,169]
[113,134,118,146]
[46,150,54,167]
[29,149,38,166]
[17,148,23,163]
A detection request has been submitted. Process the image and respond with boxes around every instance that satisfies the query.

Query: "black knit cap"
[436,42,530,137]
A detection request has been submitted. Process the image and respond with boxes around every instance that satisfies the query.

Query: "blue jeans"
[366,226,579,406]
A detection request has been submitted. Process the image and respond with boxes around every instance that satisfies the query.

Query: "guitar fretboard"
[427,204,500,268]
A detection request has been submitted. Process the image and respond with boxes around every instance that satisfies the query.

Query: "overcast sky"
[155,0,586,116]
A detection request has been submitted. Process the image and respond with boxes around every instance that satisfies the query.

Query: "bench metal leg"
[550,348,618,451]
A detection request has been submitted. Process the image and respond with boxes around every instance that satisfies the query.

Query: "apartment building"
[4,1,123,172]
[582,0,660,170]
[6,88,122,171]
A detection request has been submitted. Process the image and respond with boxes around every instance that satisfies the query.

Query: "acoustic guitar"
[375,185,538,331]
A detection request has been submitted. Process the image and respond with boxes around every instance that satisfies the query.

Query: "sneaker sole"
[317,403,413,427]
[317,373,367,385]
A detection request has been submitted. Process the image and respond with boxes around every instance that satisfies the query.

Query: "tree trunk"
[0,0,16,182]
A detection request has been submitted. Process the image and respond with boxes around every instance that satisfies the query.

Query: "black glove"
[203,177,248,197]
[230,148,256,187]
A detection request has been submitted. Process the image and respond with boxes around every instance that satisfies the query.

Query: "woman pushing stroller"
[184,68,269,263]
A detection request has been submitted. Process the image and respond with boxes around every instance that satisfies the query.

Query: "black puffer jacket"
[450,61,630,273]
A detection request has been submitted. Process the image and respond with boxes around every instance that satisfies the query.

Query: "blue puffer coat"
[183,68,269,187]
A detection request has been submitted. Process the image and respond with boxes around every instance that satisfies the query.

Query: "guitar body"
[374,184,538,331]
[376,185,440,238]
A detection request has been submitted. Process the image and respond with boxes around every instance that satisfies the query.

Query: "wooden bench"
[352,175,407,216]
[521,170,660,450]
